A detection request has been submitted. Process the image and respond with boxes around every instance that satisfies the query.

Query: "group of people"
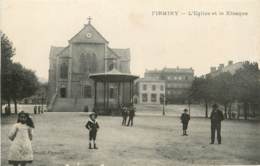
[7,103,224,165]
[121,105,136,126]
[33,105,44,114]
[180,103,224,144]
[2,105,45,116]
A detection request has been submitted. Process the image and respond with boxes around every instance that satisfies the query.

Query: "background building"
[208,61,244,77]
[48,19,131,112]
[135,78,165,105]
[144,67,194,104]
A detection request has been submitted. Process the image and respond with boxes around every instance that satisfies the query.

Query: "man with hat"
[85,112,99,149]
[180,108,190,136]
[210,104,224,144]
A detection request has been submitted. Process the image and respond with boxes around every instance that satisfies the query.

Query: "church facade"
[48,19,131,112]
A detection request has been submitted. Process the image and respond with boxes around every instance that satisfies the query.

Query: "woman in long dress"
[8,111,34,166]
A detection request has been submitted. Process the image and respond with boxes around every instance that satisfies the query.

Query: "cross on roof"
[87,16,92,24]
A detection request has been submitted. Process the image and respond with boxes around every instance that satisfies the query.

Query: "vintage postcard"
[1,0,260,165]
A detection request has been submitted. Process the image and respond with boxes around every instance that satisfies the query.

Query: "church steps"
[51,98,94,112]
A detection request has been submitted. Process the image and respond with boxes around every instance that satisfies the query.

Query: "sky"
[1,0,260,81]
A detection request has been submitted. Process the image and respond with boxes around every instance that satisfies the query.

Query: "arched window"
[80,53,97,73]
[60,63,68,79]
[91,53,97,72]
[80,54,88,73]
[86,53,92,72]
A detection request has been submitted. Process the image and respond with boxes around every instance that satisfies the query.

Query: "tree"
[1,32,16,113]
[189,76,212,118]
[9,63,39,113]
[190,61,260,120]
[210,72,234,119]
[1,32,15,66]
[233,62,260,120]
[1,33,40,115]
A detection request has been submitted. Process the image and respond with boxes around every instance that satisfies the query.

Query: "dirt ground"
[1,111,260,166]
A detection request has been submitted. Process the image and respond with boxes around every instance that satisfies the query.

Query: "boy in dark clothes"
[127,105,135,126]
[180,109,190,136]
[85,112,100,149]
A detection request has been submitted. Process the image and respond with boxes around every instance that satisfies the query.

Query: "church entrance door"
[60,87,67,98]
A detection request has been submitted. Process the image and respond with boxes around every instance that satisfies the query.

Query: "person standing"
[127,105,135,127]
[210,104,224,144]
[5,105,11,116]
[180,109,190,136]
[85,112,100,149]
[33,106,37,114]
[41,107,44,114]
[5,105,9,115]
[37,106,41,114]
[8,111,34,166]
[121,106,128,126]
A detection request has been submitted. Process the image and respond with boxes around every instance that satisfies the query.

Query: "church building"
[48,18,132,112]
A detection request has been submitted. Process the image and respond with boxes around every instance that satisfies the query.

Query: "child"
[180,109,190,136]
[85,112,99,149]
[8,111,34,166]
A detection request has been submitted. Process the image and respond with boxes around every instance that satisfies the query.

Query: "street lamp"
[41,92,44,113]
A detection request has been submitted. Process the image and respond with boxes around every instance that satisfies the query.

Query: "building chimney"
[210,67,217,73]
[218,64,224,71]
[228,60,233,65]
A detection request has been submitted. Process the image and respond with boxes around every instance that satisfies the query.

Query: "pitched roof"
[69,23,109,44]
[107,47,119,59]
[49,46,64,58]
[112,48,130,61]
[58,46,70,58]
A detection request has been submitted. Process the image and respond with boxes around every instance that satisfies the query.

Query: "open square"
[1,108,260,166]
